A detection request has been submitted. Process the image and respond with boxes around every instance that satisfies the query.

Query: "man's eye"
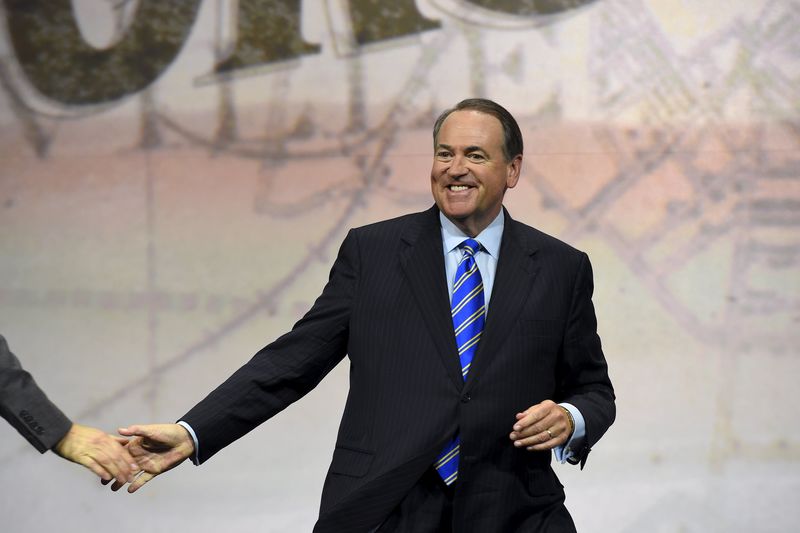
[467,153,485,161]
[437,151,452,159]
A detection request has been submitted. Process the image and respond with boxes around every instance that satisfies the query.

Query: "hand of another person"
[53,423,139,485]
[509,400,573,451]
[110,423,195,493]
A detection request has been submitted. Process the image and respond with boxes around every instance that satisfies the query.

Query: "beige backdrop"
[1,1,798,532]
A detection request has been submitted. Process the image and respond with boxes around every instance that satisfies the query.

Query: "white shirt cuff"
[176,420,200,465]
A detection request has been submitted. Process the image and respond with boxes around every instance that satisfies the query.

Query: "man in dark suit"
[0,334,139,484]
[117,99,615,532]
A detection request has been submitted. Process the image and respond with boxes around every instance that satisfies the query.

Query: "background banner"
[1,1,798,531]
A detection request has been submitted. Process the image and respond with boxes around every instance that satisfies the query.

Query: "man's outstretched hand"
[109,423,195,493]
[53,423,139,485]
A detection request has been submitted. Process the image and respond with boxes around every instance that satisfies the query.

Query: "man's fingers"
[512,412,559,439]
[115,445,138,481]
[124,439,168,472]
[119,424,190,453]
[118,425,163,440]
[91,441,135,484]
[98,449,131,485]
[512,400,557,431]
[118,425,146,438]
[110,477,129,492]
[512,409,544,432]
[511,429,549,448]
[128,471,156,493]
[81,446,124,483]
[83,456,113,482]
[112,435,132,448]
[108,435,139,471]
[509,400,572,451]
[512,427,567,450]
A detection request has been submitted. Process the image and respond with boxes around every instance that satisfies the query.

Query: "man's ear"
[506,154,522,189]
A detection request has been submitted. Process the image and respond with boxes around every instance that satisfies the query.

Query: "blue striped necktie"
[434,238,486,485]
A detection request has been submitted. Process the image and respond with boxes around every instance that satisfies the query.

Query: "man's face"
[431,110,521,237]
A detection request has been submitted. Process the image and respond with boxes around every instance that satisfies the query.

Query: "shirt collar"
[439,209,504,259]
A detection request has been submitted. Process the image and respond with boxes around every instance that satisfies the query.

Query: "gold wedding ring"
[546,429,553,439]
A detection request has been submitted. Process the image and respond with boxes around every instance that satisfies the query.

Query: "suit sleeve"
[557,253,615,467]
[181,229,360,464]
[0,335,73,453]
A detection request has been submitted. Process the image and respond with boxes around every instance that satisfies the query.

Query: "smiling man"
[431,103,522,238]
[118,99,615,533]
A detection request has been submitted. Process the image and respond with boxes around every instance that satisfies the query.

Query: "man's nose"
[448,155,468,177]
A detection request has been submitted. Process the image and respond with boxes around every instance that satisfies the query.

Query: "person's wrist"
[176,421,198,456]
[560,406,575,437]
[176,424,194,453]
[53,423,76,457]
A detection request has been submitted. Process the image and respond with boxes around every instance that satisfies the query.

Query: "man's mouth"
[448,184,472,191]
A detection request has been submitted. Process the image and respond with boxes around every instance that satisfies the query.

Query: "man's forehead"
[436,110,503,147]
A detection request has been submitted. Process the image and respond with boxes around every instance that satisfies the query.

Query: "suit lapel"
[465,210,539,391]
[400,207,464,390]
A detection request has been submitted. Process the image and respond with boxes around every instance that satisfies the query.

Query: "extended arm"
[112,229,361,492]
[0,335,138,484]
[178,229,359,465]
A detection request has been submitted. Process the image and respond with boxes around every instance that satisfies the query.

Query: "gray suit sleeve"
[0,335,72,453]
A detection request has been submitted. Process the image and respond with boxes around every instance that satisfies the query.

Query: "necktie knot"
[459,238,481,258]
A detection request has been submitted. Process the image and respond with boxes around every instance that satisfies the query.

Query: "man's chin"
[440,209,473,222]
[438,198,476,217]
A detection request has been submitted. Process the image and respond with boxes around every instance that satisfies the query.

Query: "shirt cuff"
[553,402,586,464]
[176,420,200,465]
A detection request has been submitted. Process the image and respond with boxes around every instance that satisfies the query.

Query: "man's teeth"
[449,185,469,191]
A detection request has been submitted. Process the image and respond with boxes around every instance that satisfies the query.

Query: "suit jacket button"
[461,393,471,403]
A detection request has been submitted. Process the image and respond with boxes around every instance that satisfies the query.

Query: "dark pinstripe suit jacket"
[0,335,72,453]
[182,206,615,532]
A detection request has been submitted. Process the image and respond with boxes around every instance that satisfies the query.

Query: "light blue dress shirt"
[439,211,586,463]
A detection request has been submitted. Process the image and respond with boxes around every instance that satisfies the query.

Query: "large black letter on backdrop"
[214,0,320,74]
[4,0,201,105]
[347,0,440,46]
